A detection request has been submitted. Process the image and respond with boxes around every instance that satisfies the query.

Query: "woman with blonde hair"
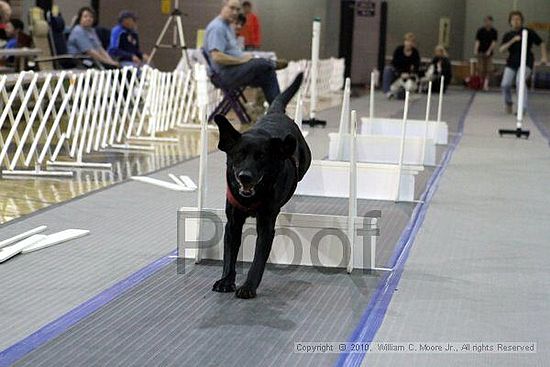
[424,45,452,92]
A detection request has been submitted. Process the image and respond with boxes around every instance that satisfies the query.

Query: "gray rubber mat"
[363,93,550,367]
[14,260,381,367]
[0,89,473,364]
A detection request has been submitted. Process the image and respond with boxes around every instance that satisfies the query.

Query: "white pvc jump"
[327,75,447,168]
[178,60,387,271]
[297,78,423,202]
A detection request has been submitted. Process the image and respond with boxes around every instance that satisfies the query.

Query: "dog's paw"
[235,285,257,299]
[212,278,236,293]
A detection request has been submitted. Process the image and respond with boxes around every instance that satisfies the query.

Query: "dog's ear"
[214,115,241,152]
[270,134,297,158]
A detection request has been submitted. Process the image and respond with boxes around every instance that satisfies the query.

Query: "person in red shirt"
[241,1,261,50]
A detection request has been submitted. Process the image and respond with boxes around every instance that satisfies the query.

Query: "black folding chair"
[201,48,252,124]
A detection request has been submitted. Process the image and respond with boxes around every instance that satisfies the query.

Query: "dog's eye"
[255,152,265,160]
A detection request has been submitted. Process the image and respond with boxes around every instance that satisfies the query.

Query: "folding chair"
[201,48,251,124]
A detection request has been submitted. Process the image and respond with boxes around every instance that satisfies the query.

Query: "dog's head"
[214,115,296,198]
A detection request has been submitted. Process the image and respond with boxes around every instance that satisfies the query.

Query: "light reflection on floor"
[0,94,342,224]
[0,129,218,224]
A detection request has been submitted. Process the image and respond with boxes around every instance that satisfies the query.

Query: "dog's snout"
[237,171,253,184]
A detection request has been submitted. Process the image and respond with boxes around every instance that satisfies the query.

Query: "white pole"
[369,71,375,119]
[294,89,304,130]
[66,72,85,137]
[421,81,432,165]
[336,78,351,160]
[195,64,209,263]
[395,91,410,202]
[309,17,321,120]
[370,217,378,269]
[517,29,528,127]
[347,110,358,274]
[437,76,444,123]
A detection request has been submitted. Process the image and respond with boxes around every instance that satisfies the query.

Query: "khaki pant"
[477,54,493,77]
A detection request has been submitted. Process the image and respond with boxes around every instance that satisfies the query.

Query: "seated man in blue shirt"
[203,0,281,104]
[108,11,149,67]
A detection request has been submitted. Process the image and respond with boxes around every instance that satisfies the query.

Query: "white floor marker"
[0,235,47,262]
[131,174,197,192]
[21,229,90,254]
[0,225,48,249]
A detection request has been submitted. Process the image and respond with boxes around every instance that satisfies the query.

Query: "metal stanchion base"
[47,161,113,169]
[2,170,74,178]
[127,136,179,143]
[498,128,530,139]
[302,118,327,128]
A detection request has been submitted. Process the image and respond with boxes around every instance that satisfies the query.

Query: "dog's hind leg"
[236,212,278,299]
[213,205,247,293]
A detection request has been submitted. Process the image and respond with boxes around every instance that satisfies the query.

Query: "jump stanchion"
[437,76,444,123]
[369,71,375,120]
[335,77,351,161]
[302,17,327,128]
[395,91,410,202]
[347,110,358,274]
[499,29,530,139]
[194,63,209,264]
[421,81,433,165]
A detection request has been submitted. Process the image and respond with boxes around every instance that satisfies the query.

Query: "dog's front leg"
[236,212,278,299]
[213,204,247,293]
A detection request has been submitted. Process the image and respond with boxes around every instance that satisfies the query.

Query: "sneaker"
[505,103,513,114]
[275,59,288,70]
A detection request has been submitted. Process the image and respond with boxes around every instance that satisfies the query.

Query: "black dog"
[212,73,311,299]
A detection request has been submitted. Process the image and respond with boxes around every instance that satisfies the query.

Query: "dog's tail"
[266,72,304,115]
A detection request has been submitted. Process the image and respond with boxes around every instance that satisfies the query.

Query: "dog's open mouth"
[238,183,256,198]
[236,174,263,198]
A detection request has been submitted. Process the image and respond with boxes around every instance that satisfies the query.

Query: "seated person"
[383,32,421,98]
[0,0,12,41]
[424,45,452,92]
[67,7,119,68]
[203,0,281,105]
[4,18,32,49]
[108,11,149,67]
[1,19,31,65]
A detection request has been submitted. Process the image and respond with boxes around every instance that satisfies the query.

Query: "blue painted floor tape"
[336,92,476,367]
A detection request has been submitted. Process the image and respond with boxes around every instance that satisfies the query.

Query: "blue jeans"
[218,58,280,103]
[382,65,397,93]
[501,66,531,108]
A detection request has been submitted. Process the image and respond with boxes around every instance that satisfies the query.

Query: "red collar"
[226,184,262,213]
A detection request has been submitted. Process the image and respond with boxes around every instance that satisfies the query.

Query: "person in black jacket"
[499,11,547,114]
[383,32,421,97]
[427,45,452,92]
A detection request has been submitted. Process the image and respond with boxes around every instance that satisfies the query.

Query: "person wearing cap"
[108,11,149,67]
[67,6,119,68]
